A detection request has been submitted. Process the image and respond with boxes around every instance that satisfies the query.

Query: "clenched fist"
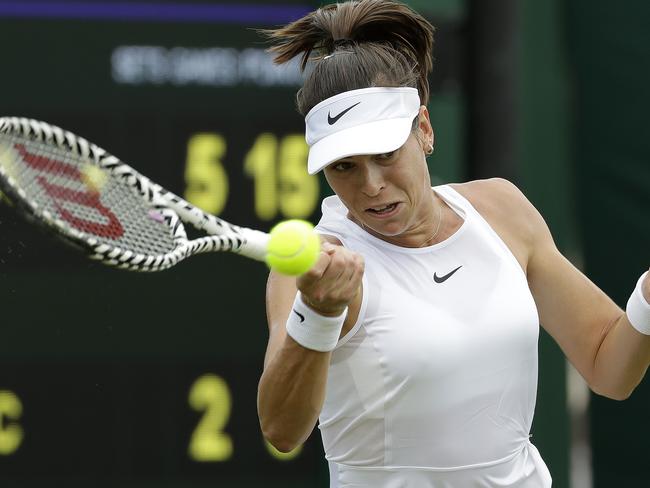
[297,241,364,317]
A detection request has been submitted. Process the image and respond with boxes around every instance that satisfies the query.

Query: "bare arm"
[493,179,650,400]
[257,242,363,452]
[257,271,333,453]
[528,238,650,400]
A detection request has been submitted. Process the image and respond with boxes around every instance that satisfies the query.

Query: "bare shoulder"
[450,178,532,218]
[448,178,553,271]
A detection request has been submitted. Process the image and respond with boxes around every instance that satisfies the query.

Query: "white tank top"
[314,185,553,487]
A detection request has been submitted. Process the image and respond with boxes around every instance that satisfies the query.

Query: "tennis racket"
[0,116,273,272]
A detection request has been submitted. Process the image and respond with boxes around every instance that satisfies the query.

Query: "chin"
[364,220,406,238]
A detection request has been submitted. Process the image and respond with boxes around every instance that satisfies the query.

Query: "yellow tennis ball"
[266,220,320,276]
[80,164,108,193]
[0,142,19,181]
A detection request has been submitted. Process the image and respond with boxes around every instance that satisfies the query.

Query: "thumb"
[321,241,338,255]
[302,250,332,281]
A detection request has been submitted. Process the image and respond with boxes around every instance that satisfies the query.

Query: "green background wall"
[568,1,650,487]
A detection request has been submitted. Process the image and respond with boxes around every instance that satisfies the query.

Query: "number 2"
[188,374,233,462]
[0,390,24,456]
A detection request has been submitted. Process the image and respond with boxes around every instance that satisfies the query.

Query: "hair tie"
[323,38,356,60]
[333,38,354,48]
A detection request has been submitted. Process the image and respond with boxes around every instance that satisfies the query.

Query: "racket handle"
[237,228,270,262]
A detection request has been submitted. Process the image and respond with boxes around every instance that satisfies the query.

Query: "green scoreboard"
[0,1,467,487]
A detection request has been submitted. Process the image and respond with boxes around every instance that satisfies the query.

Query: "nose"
[359,163,385,197]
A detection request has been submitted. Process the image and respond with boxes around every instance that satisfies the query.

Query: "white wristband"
[626,271,650,335]
[285,293,348,352]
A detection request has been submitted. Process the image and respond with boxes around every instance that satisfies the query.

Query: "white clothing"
[314,185,552,487]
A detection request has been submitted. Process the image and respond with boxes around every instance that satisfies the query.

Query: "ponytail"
[263,0,435,115]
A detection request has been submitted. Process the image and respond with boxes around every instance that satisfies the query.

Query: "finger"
[321,250,361,298]
[300,250,331,282]
[302,252,349,302]
[339,254,365,297]
[324,247,349,282]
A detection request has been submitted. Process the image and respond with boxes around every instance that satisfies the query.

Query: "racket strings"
[0,133,176,256]
[0,117,269,272]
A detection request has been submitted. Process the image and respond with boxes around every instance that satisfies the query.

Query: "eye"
[376,150,396,161]
[330,161,354,172]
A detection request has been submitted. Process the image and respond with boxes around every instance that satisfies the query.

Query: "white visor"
[304,87,421,174]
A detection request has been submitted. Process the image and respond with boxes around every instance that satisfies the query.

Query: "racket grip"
[238,228,270,262]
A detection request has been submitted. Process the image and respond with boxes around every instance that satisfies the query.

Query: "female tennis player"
[257,1,650,486]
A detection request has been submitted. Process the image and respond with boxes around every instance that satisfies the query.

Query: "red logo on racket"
[15,144,124,239]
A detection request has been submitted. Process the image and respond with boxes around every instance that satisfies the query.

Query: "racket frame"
[0,117,269,272]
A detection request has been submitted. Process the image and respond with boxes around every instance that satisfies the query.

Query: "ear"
[417,105,434,151]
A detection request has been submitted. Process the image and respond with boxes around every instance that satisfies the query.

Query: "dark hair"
[264,0,435,116]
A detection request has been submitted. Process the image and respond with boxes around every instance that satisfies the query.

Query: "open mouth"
[366,203,398,215]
